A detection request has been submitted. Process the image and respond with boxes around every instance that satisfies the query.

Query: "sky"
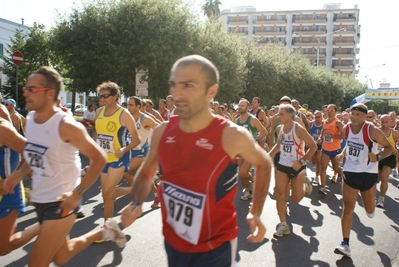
[1,0,398,88]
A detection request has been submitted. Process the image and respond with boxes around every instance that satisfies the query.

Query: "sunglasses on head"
[99,94,114,99]
[22,86,53,93]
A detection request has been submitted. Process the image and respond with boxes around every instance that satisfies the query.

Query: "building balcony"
[254,19,286,24]
[334,16,356,22]
[228,20,248,25]
[253,30,286,36]
[293,40,326,46]
[332,41,355,47]
[333,53,354,59]
[293,30,327,35]
[332,64,353,70]
[293,18,327,23]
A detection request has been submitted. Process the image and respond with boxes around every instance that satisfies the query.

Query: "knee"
[0,246,11,256]
[53,256,67,267]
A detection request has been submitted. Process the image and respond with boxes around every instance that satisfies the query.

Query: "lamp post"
[292,27,346,68]
[314,27,346,68]
[359,63,386,88]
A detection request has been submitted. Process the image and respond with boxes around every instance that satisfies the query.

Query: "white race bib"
[24,142,54,179]
[162,182,206,245]
[96,134,115,154]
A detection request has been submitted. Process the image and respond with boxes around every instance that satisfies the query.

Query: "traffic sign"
[12,51,24,66]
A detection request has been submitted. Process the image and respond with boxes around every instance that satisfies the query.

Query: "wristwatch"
[376,154,382,161]
[299,158,306,166]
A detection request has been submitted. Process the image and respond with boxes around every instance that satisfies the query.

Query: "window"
[266,15,271,20]
[277,15,283,20]
[0,43,3,56]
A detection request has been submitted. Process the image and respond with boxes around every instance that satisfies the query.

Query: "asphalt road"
[3,156,399,267]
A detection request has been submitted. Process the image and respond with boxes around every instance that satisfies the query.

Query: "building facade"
[219,3,360,76]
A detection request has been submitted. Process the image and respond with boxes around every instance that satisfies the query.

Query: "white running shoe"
[273,223,290,238]
[103,218,127,248]
[318,187,328,196]
[240,190,253,201]
[376,197,385,209]
[334,241,351,257]
[304,176,313,195]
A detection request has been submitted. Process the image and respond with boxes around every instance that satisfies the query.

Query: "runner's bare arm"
[121,123,167,228]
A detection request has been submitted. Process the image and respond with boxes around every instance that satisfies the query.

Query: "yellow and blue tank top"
[96,107,130,163]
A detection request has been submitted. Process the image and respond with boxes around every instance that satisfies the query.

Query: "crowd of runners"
[0,55,398,266]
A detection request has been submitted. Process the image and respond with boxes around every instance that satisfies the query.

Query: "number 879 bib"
[162,181,206,245]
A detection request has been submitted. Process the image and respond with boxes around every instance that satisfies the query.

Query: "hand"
[57,191,80,211]
[393,149,399,156]
[121,202,143,228]
[316,138,322,144]
[115,148,125,159]
[368,153,378,163]
[2,176,19,195]
[246,212,266,243]
[335,153,344,162]
[292,160,302,171]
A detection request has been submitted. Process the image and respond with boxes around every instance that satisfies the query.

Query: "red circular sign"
[12,51,24,66]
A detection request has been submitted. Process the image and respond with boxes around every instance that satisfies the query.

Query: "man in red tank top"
[158,99,169,121]
[121,55,272,266]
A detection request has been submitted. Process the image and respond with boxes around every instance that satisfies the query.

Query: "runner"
[121,55,271,266]
[334,103,393,258]
[269,104,316,238]
[3,67,126,266]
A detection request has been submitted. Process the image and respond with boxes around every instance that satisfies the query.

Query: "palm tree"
[202,0,222,19]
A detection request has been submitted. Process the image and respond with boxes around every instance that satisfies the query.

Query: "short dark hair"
[129,96,141,107]
[253,97,261,104]
[171,55,219,90]
[33,66,63,101]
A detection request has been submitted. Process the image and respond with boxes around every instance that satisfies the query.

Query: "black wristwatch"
[299,158,306,166]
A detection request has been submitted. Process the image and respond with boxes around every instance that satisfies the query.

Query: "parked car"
[65,103,85,116]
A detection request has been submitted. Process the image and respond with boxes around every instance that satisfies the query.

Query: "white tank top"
[344,122,378,173]
[24,110,81,203]
[278,123,305,167]
[133,114,151,150]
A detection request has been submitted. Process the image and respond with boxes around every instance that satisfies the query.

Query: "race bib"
[324,134,332,143]
[96,134,115,154]
[25,142,53,178]
[346,141,364,163]
[162,182,206,245]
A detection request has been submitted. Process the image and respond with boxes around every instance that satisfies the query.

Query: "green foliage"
[50,0,198,99]
[202,0,222,19]
[1,24,54,108]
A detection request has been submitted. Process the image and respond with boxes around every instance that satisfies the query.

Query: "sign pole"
[15,66,18,107]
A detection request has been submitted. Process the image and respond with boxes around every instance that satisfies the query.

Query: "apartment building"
[219,3,360,76]
[0,18,28,87]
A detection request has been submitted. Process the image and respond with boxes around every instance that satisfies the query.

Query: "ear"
[207,84,218,102]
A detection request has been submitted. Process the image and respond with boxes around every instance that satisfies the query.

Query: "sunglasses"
[366,116,374,119]
[22,86,53,93]
[99,94,114,99]
[315,116,322,118]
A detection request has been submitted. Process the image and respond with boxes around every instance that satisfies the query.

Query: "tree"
[50,0,198,99]
[202,0,222,19]
[1,24,53,109]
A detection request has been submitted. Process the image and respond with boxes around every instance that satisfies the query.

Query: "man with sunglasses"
[2,67,126,265]
[95,81,140,230]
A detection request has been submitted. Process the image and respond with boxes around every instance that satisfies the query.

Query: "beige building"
[219,3,360,76]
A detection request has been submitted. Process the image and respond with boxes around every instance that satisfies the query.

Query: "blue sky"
[1,0,398,88]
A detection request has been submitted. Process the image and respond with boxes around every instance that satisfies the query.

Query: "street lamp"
[314,27,346,68]
[292,27,346,68]
[359,63,386,88]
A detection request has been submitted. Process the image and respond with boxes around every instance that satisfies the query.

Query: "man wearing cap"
[292,99,308,130]
[334,103,393,258]
[5,99,25,136]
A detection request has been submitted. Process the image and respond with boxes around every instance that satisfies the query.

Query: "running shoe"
[240,190,253,201]
[151,196,160,208]
[376,197,385,208]
[318,187,328,196]
[304,176,313,195]
[103,218,127,248]
[273,222,290,238]
[334,241,351,257]
[312,176,320,185]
